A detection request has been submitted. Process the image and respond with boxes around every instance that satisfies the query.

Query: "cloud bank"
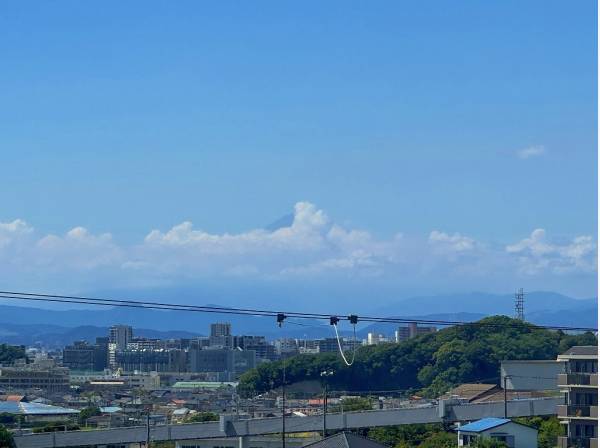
[0,202,596,298]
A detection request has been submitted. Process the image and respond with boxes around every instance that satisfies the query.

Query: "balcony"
[557,405,598,419]
[558,437,598,448]
[558,374,598,388]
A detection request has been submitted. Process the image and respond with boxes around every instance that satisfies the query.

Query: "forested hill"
[0,343,26,365]
[238,316,597,398]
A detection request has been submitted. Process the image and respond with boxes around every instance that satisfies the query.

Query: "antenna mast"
[515,288,524,320]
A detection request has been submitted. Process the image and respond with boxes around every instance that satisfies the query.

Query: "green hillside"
[238,316,597,397]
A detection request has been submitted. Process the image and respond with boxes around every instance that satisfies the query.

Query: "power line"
[0,290,596,332]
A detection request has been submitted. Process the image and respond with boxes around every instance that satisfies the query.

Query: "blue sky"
[0,1,597,307]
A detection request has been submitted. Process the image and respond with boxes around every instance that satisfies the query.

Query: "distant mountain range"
[0,291,595,348]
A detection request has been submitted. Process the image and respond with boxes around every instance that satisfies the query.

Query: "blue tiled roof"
[0,400,79,415]
[459,418,510,433]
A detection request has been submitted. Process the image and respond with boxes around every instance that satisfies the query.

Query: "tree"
[515,416,561,448]
[184,412,219,423]
[78,406,101,424]
[419,431,456,448]
[238,316,597,397]
[538,417,561,448]
[0,424,15,448]
[330,397,373,412]
[32,421,80,433]
[0,345,26,365]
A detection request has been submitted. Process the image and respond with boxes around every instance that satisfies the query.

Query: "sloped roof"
[559,346,598,357]
[459,418,510,432]
[303,432,389,448]
[0,400,79,415]
[440,384,498,402]
[99,406,123,414]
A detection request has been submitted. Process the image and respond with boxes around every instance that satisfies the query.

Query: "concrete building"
[366,333,389,345]
[108,325,133,369]
[109,325,133,349]
[274,338,299,356]
[62,339,108,371]
[234,336,277,362]
[188,348,256,381]
[457,417,538,448]
[211,323,232,337]
[0,363,70,392]
[395,323,437,342]
[209,323,233,349]
[557,346,598,448]
[114,348,187,373]
[501,359,566,391]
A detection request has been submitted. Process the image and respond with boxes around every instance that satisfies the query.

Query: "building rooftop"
[459,418,510,433]
[172,381,238,389]
[99,406,123,414]
[303,432,389,448]
[0,400,79,415]
[558,346,598,358]
[440,383,498,402]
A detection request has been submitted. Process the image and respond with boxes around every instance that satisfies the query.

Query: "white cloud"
[428,230,476,253]
[36,227,123,270]
[0,219,33,248]
[506,228,597,274]
[0,203,595,292]
[517,145,545,159]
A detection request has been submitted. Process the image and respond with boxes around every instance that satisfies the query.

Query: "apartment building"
[557,346,598,448]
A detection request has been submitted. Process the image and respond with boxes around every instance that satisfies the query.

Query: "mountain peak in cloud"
[265,214,294,232]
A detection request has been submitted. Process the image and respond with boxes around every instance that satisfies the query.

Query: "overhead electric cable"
[0,290,596,332]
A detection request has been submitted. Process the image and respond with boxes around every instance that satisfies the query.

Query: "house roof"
[172,381,237,389]
[558,346,598,357]
[303,432,389,448]
[0,400,79,415]
[440,384,498,402]
[459,418,511,432]
[99,406,123,414]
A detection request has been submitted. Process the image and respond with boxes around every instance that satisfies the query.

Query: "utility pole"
[320,370,334,439]
[503,375,511,418]
[282,356,286,448]
[146,413,151,448]
[323,381,328,438]
[277,312,287,448]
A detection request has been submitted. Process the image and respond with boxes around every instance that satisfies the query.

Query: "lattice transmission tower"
[515,288,525,320]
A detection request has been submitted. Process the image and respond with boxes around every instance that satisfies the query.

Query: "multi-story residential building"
[395,323,437,342]
[188,347,256,381]
[109,325,133,349]
[108,325,133,369]
[366,333,389,345]
[318,338,360,353]
[115,348,187,373]
[234,336,276,361]
[62,339,108,371]
[557,346,598,448]
[209,323,233,349]
[211,323,231,337]
[274,338,299,356]
[126,337,161,351]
